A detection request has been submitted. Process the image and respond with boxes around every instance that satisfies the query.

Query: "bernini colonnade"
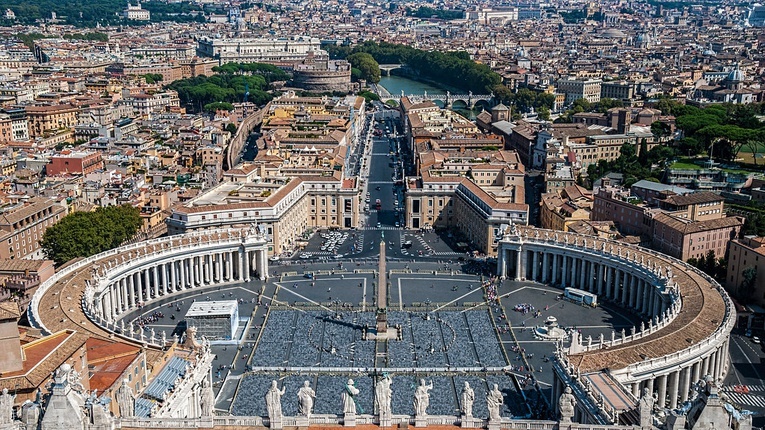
[497,226,734,424]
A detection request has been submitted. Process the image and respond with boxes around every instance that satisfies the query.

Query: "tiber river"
[377,75,482,119]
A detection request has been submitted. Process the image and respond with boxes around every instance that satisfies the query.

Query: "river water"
[378,75,479,119]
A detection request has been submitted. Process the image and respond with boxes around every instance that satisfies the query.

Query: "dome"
[727,68,745,82]
[492,103,509,112]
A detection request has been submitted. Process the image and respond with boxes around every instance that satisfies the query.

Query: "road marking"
[432,286,485,312]
[270,283,328,312]
[732,337,764,381]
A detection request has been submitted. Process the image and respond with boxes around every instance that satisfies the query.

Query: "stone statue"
[374,374,392,417]
[487,384,503,421]
[638,387,655,429]
[558,387,577,423]
[116,378,135,418]
[413,379,433,416]
[342,379,360,414]
[460,381,475,417]
[265,380,286,423]
[0,388,14,424]
[297,381,316,418]
[200,376,214,417]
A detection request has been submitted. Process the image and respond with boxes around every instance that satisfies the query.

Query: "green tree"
[226,122,238,135]
[595,98,623,113]
[204,102,234,112]
[346,53,380,83]
[650,121,671,141]
[41,205,142,266]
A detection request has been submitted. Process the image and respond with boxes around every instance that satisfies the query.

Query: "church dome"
[727,68,745,82]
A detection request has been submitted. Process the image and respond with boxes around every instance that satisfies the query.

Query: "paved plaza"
[120,260,643,421]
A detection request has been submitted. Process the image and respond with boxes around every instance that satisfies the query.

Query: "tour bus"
[563,287,598,307]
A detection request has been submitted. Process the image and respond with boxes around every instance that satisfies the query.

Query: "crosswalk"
[431,251,465,256]
[360,226,400,231]
[720,391,765,408]
[722,384,765,392]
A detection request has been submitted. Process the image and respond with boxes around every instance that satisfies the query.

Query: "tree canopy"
[663,101,765,163]
[346,53,381,83]
[405,6,464,20]
[165,63,279,112]
[0,0,204,26]
[41,205,142,266]
[324,41,501,94]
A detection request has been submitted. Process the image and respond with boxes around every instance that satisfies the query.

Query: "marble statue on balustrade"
[297,381,316,418]
[558,387,577,423]
[343,379,360,414]
[0,388,15,425]
[486,384,503,421]
[460,382,475,417]
[265,380,286,424]
[374,374,392,417]
[116,378,135,418]
[639,387,656,429]
[413,379,433,417]
[200,376,214,417]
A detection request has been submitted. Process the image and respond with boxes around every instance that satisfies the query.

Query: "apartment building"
[726,236,765,304]
[540,185,593,232]
[405,165,528,257]
[167,172,359,255]
[0,197,66,260]
[48,151,104,176]
[557,78,602,105]
[651,212,743,261]
[25,104,79,140]
[593,184,743,261]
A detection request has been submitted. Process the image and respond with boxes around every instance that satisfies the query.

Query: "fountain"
[534,316,568,340]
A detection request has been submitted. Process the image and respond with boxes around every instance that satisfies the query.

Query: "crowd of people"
[134,310,165,328]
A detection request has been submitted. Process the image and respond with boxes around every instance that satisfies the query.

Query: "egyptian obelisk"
[376,231,388,336]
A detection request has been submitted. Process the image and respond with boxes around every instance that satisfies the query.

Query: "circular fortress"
[292,60,352,93]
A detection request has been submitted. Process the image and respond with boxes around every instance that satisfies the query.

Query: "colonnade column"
[127,276,135,309]
[532,251,539,281]
[542,252,550,283]
[152,266,159,297]
[579,260,587,290]
[605,266,612,299]
[680,366,692,403]
[227,252,233,281]
[181,258,188,289]
[244,250,251,281]
[260,250,268,280]
[551,254,559,284]
[657,375,668,408]
[137,272,145,304]
[170,261,177,292]
[669,371,679,409]
[629,275,637,309]
[498,249,508,277]
[598,264,606,295]
[692,361,701,384]
[561,256,568,287]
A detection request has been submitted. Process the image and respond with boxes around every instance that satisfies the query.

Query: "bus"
[563,288,598,307]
